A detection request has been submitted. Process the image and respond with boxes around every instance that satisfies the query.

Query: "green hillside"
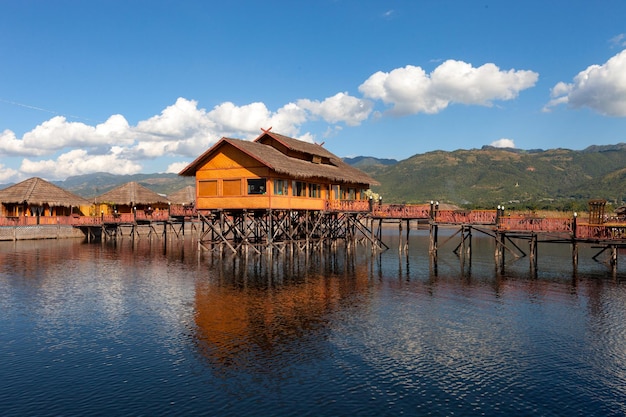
[364,144,626,210]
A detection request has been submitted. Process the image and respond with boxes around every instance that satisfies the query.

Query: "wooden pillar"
[398,220,402,252]
[405,219,410,253]
[610,245,618,270]
[529,233,538,274]
[495,231,505,274]
[429,223,438,255]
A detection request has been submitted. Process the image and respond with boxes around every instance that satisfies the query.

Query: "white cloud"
[297,92,373,126]
[0,129,48,156]
[0,164,18,182]
[490,138,515,148]
[20,148,142,180]
[165,161,191,174]
[359,60,538,115]
[135,97,213,140]
[544,49,626,116]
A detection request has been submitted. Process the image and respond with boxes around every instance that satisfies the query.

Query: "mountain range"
[360,143,626,210]
[3,143,625,211]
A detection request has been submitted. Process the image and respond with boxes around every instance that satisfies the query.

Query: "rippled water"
[1,229,626,416]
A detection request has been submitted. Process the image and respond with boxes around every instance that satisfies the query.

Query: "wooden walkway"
[2,202,626,271]
[371,203,626,273]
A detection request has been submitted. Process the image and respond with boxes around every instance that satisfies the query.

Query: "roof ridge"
[25,177,40,200]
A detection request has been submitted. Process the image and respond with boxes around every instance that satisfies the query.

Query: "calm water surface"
[1,230,626,416]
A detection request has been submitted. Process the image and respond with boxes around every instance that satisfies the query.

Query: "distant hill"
[342,156,398,169]
[359,143,626,209]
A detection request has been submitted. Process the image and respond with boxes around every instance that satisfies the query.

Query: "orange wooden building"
[179,130,379,212]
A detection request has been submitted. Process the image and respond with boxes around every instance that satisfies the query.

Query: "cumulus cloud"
[20,148,142,179]
[359,60,538,115]
[544,49,626,116]
[297,92,373,126]
[165,161,191,174]
[0,164,18,182]
[490,138,516,148]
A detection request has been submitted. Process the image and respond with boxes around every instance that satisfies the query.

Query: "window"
[309,183,321,198]
[223,179,241,196]
[331,185,341,200]
[347,188,356,200]
[247,178,267,195]
[198,180,217,196]
[292,180,306,197]
[273,179,288,196]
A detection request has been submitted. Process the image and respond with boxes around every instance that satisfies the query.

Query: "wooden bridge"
[370,202,626,273]
[2,200,625,272]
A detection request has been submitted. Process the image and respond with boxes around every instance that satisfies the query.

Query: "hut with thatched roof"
[179,130,379,211]
[168,185,195,206]
[0,177,91,219]
[94,181,169,217]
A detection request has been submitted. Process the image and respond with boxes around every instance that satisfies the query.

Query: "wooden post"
[529,233,538,274]
[429,223,438,255]
[405,219,410,253]
[398,220,402,252]
[611,245,618,271]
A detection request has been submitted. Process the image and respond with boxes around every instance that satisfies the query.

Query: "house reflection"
[193,248,373,370]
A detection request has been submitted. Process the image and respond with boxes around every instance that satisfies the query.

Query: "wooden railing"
[325,200,371,212]
[499,216,574,233]
[575,223,626,240]
[371,204,430,218]
[435,209,497,224]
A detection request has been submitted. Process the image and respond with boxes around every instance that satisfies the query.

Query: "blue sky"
[1,0,626,183]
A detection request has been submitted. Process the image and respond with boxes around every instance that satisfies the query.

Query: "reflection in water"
[194,246,373,373]
[1,234,626,416]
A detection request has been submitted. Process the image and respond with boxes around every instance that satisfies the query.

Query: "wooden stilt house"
[0,177,90,225]
[94,181,170,222]
[179,130,379,212]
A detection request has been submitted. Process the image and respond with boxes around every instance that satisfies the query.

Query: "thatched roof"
[180,131,379,186]
[94,181,168,205]
[168,185,195,205]
[0,177,90,207]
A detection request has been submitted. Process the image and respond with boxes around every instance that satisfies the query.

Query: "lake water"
[1,228,626,416]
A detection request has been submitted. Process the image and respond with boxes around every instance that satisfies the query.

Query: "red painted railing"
[575,223,626,240]
[371,204,430,218]
[325,200,371,212]
[435,210,497,224]
[499,216,574,233]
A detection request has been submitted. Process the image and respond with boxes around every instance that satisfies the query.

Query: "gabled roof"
[256,131,336,160]
[167,185,195,205]
[94,181,168,205]
[0,177,90,207]
[179,132,379,186]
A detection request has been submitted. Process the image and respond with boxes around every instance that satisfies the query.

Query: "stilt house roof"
[94,181,168,205]
[0,177,90,207]
[179,131,380,186]
[167,185,195,205]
